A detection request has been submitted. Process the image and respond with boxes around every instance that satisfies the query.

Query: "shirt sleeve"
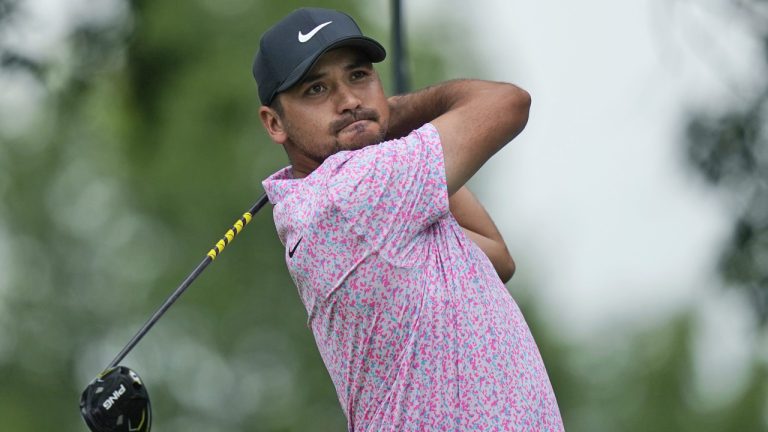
[327,123,449,264]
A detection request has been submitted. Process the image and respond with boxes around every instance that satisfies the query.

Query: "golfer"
[254,8,564,431]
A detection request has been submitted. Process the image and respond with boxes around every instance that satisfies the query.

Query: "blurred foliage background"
[0,0,766,431]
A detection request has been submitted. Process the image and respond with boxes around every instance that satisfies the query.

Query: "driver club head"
[80,366,151,432]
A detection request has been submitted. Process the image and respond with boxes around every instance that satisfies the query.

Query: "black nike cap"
[253,8,387,106]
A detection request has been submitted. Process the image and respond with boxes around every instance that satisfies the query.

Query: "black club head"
[80,366,152,432]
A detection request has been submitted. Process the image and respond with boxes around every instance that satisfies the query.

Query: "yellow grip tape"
[206,213,254,261]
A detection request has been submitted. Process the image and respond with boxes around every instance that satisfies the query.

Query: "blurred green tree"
[0,1,450,430]
[684,0,768,326]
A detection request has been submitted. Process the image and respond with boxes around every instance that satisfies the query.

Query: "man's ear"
[259,105,288,144]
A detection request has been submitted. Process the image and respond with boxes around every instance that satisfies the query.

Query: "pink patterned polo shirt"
[262,123,564,431]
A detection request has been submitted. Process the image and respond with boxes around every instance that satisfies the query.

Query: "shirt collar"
[261,166,300,204]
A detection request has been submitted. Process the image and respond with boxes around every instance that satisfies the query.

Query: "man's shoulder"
[272,122,443,219]
[323,123,440,179]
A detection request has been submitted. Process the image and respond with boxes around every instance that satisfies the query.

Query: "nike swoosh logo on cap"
[298,21,332,43]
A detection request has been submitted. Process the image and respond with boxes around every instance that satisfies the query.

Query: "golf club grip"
[106,193,270,370]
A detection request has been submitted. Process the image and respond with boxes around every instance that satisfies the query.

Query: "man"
[254,7,563,431]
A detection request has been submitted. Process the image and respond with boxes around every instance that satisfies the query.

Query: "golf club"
[79,193,269,432]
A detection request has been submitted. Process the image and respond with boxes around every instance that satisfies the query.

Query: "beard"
[287,108,388,165]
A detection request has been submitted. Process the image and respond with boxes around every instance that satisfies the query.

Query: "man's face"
[264,47,390,170]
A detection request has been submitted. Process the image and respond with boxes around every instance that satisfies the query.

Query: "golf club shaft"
[392,0,410,94]
[106,193,270,370]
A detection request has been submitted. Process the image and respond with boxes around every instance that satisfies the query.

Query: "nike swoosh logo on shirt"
[298,21,332,43]
[288,237,303,258]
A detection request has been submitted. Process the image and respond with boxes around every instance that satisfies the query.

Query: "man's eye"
[351,70,368,80]
[306,83,325,95]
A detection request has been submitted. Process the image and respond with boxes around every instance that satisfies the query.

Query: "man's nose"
[335,83,362,113]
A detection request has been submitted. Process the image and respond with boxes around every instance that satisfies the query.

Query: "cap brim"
[274,36,386,98]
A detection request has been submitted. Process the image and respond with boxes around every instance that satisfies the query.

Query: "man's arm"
[450,186,515,283]
[386,79,530,195]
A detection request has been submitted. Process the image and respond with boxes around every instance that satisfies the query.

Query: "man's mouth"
[331,109,379,134]
[340,119,371,133]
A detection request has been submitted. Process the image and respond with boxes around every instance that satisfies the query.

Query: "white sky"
[405,0,764,400]
[457,0,762,332]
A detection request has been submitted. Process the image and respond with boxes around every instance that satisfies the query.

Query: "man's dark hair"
[270,95,283,116]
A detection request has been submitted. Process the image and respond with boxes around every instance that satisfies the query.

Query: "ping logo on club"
[102,384,127,410]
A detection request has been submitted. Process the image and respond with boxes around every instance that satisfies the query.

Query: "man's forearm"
[450,186,516,282]
[385,79,515,140]
[385,79,530,195]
